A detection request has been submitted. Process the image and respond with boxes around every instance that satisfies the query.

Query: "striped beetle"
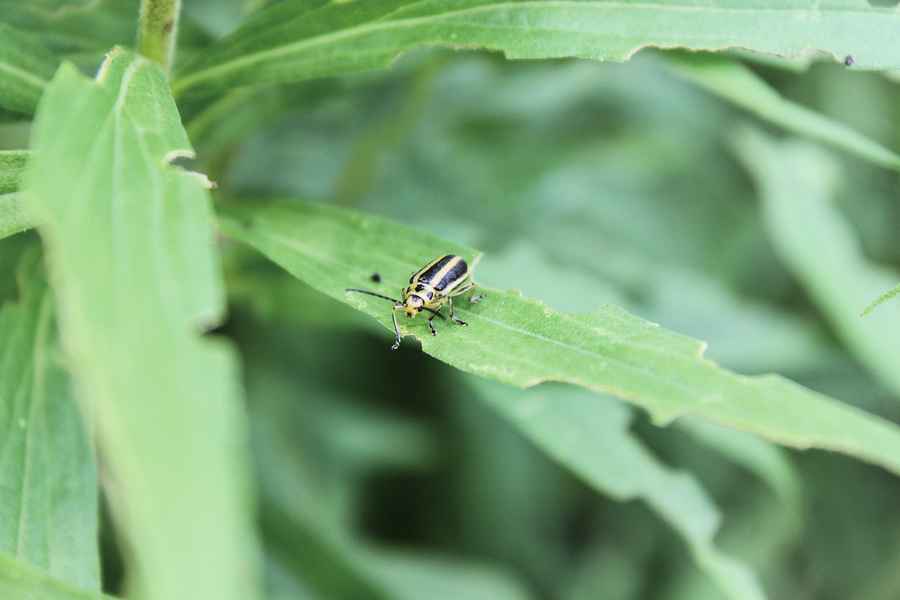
[346,254,482,350]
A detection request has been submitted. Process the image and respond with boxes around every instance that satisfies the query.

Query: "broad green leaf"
[0,249,99,590]
[734,129,900,402]
[0,23,59,115]
[173,0,900,96]
[862,284,900,316]
[476,381,764,600]
[219,199,900,477]
[665,53,900,172]
[25,50,261,600]
[0,150,28,194]
[0,553,113,600]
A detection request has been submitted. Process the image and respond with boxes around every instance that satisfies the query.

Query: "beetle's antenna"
[391,310,402,350]
[345,288,401,304]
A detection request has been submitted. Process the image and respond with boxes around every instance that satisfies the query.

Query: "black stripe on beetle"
[435,258,468,291]
[413,254,455,284]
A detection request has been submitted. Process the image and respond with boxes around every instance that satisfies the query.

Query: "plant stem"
[137,0,181,75]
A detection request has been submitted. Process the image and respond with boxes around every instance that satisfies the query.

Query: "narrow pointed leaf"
[0,23,59,114]
[862,284,900,317]
[477,381,764,600]
[25,50,261,600]
[218,200,900,477]
[666,53,900,172]
[0,250,100,590]
[734,129,900,401]
[174,0,900,96]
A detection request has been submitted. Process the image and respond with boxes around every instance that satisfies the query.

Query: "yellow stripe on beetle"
[346,254,483,350]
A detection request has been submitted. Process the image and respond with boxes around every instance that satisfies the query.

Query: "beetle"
[346,254,482,350]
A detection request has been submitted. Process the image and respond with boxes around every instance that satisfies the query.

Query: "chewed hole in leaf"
[165,150,217,189]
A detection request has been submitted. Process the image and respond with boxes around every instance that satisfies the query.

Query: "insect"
[346,254,482,350]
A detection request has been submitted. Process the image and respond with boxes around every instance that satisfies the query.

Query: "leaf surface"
[477,381,765,600]
[0,553,114,600]
[0,195,32,241]
[665,53,900,171]
[0,23,59,114]
[174,0,900,95]
[219,199,900,477]
[0,250,99,590]
[25,50,261,600]
[0,151,28,194]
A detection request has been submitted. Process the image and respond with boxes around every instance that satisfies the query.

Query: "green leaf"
[862,284,900,317]
[477,381,764,600]
[25,50,261,600]
[0,249,100,590]
[0,553,113,600]
[665,53,900,172]
[0,23,59,115]
[174,0,900,96]
[0,1,139,56]
[218,199,900,477]
[733,129,900,402]
[0,195,33,240]
[0,151,28,194]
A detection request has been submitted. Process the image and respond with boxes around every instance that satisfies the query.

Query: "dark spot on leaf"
[163,19,174,34]
[844,55,855,67]
[370,272,381,283]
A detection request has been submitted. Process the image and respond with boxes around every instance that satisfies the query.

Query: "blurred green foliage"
[2,2,900,600]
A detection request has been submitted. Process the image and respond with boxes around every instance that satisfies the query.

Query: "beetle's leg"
[452,282,483,304]
[449,297,468,326]
[427,311,439,336]
[390,306,402,350]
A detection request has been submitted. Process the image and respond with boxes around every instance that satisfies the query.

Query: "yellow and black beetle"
[346,254,482,350]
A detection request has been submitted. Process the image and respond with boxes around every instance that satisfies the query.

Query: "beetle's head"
[403,294,424,317]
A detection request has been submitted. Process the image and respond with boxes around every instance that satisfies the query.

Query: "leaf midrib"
[174,0,895,94]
